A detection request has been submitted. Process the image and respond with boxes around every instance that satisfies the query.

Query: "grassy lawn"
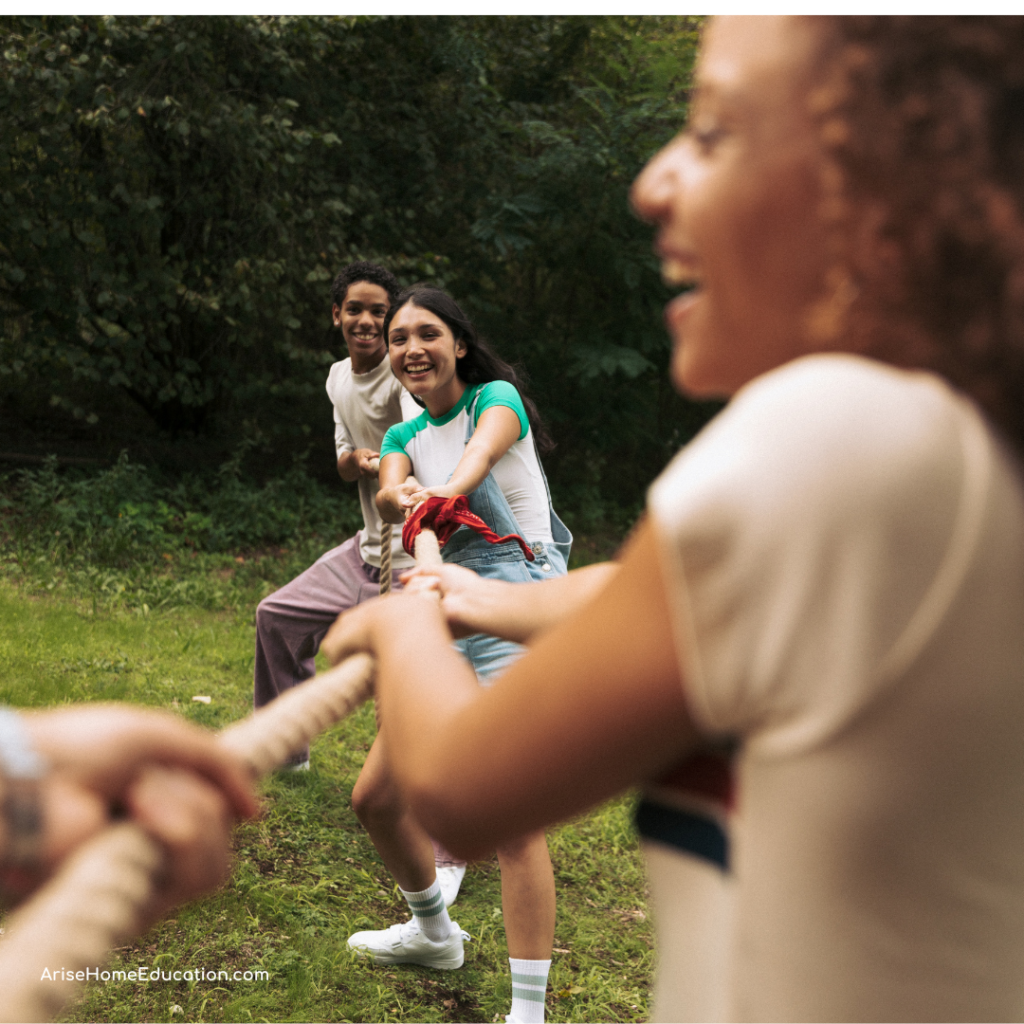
[0,575,652,1024]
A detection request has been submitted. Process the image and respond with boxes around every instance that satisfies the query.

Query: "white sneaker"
[436,864,466,907]
[347,918,468,969]
[288,758,310,772]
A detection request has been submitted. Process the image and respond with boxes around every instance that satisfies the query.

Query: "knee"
[351,774,402,829]
[255,595,284,636]
[497,830,549,865]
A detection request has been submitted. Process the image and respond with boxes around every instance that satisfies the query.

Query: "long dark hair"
[383,286,554,453]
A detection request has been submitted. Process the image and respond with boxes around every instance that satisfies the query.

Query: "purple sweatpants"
[254,535,380,722]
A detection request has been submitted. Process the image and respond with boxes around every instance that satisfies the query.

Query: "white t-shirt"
[380,381,554,544]
[647,353,1024,1022]
[637,750,735,1024]
[326,355,420,569]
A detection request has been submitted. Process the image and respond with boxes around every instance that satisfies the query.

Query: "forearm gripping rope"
[0,530,442,1024]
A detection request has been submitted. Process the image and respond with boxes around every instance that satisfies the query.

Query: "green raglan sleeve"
[473,380,529,440]
[380,420,414,459]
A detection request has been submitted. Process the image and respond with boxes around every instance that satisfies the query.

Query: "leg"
[496,831,555,960]
[433,837,468,908]
[351,733,436,892]
[348,735,466,968]
[254,537,375,760]
[497,831,555,1023]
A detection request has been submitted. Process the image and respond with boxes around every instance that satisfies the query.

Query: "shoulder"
[382,410,431,457]
[652,354,970,531]
[473,381,528,439]
[648,354,986,748]
[325,358,353,401]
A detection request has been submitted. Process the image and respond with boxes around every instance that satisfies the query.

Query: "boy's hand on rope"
[354,449,382,478]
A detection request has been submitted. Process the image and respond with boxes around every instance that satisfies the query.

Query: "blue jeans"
[444,472,571,684]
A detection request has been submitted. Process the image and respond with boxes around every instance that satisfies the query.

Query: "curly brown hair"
[806,16,1024,454]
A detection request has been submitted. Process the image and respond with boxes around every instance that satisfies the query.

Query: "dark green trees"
[0,16,710,512]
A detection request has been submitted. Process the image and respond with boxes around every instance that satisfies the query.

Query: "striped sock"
[509,957,550,1024]
[399,879,452,942]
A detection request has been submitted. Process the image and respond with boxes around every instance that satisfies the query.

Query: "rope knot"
[401,496,535,561]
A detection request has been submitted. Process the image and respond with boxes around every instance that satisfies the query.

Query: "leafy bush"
[0,450,360,569]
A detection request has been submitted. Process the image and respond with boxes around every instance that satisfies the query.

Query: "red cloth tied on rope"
[401,495,535,561]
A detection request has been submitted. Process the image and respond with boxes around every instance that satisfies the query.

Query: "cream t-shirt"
[648,353,1024,1022]
[326,355,420,569]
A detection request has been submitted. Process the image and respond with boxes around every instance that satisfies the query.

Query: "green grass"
[0,569,651,1023]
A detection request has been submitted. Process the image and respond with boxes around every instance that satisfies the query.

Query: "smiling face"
[332,281,390,372]
[631,16,831,399]
[387,301,468,417]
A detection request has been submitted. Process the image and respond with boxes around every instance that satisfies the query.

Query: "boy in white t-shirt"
[253,261,411,734]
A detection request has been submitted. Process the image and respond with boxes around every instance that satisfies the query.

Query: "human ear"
[331,304,343,327]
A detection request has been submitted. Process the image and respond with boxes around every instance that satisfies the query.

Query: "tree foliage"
[0,15,709,513]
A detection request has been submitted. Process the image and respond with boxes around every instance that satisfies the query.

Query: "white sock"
[399,879,452,942]
[509,957,550,1024]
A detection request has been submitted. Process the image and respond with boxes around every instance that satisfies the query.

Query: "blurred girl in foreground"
[325,17,1024,1022]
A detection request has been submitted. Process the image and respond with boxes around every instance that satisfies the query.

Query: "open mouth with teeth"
[350,332,380,344]
[660,256,701,292]
[402,361,435,382]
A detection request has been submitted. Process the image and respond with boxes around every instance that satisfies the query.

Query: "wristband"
[0,708,46,884]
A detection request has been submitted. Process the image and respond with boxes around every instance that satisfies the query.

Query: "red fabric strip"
[402,495,535,561]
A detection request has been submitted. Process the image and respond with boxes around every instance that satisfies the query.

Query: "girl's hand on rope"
[24,705,258,820]
[404,483,458,508]
[377,478,423,522]
[18,705,257,902]
[0,706,257,907]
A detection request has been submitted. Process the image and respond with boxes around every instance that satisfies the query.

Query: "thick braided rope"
[0,531,443,1024]
[380,522,393,596]
[370,457,392,596]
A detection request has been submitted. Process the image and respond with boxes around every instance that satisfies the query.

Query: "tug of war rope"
[0,496,536,1024]
[0,511,472,1024]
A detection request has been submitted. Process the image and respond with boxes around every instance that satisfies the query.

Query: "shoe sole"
[349,944,464,970]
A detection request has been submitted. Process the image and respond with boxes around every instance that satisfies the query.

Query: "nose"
[630,133,686,225]
[357,308,376,330]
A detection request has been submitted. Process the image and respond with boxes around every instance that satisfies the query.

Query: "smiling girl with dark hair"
[343,286,570,1024]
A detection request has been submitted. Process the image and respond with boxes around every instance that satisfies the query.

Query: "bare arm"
[337,448,381,483]
[321,518,698,859]
[401,560,620,643]
[405,406,521,505]
[375,452,418,523]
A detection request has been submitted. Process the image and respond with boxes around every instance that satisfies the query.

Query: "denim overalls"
[440,394,572,683]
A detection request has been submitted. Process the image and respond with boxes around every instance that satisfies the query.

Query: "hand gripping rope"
[0,532,445,1024]
[0,498,531,1023]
